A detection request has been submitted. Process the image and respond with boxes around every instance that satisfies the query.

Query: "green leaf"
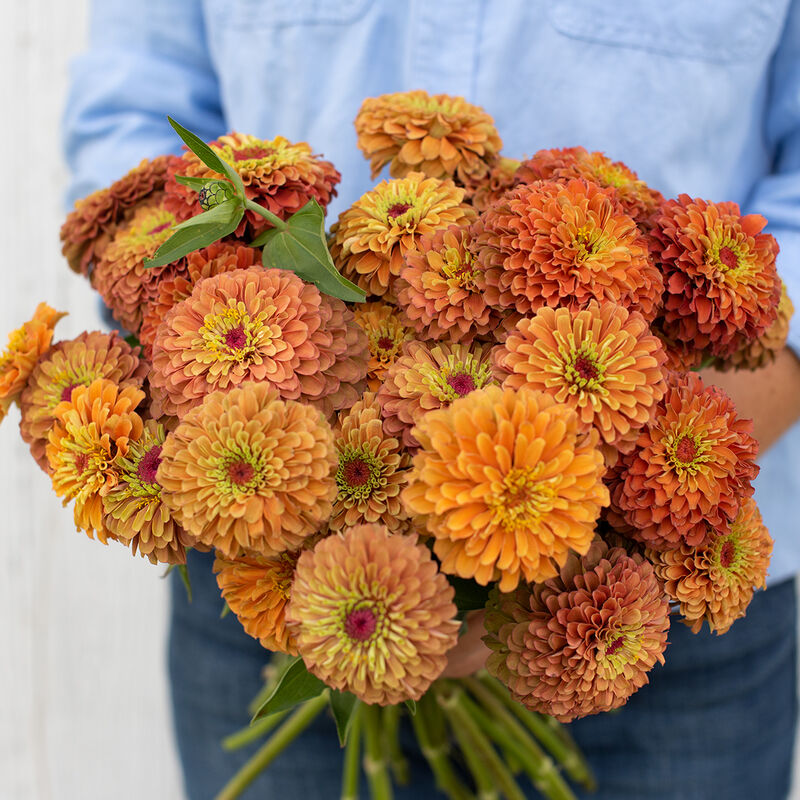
[162,564,193,602]
[251,657,326,722]
[329,691,360,746]
[123,333,141,349]
[167,117,245,197]
[174,174,218,192]
[258,199,366,303]
[404,699,417,716]
[450,577,492,613]
[143,200,244,269]
[220,601,231,619]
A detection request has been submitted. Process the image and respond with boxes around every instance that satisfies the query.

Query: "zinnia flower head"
[715,281,794,371]
[463,157,521,212]
[91,195,179,331]
[158,381,336,558]
[332,392,410,532]
[515,147,664,228]
[403,385,608,591]
[214,549,306,655]
[329,172,475,298]
[494,303,667,451]
[102,419,191,564]
[396,224,503,343]
[610,372,759,550]
[352,301,414,390]
[164,132,340,237]
[473,178,663,320]
[150,267,330,418]
[60,155,173,275]
[647,498,772,635]
[653,195,781,358]
[483,538,670,721]
[355,90,502,183]
[46,379,145,543]
[286,523,460,705]
[0,303,66,424]
[19,331,146,470]
[139,242,260,356]
[377,340,497,449]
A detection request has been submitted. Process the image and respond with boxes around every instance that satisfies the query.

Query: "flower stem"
[222,710,288,751]
[245,198,288,231]
[411,692,474,800]
[382,704,409,785]
[341,703,363,800]
[215,692,329,800]
[362,704,394,800]
[476,673,596,791]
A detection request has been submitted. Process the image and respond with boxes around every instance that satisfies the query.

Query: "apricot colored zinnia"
[355,90,502,184]
[91,195,179,331]
[403,385,608,591]
[515,147,664,228]
[377,340,497,449]
[653,195,781,358]
[610,372,759,550]
[332,392,411,532]
[19,331,146,470]
[484,538,670,722]
[150,267,328,418]
[286,523,460,705]
[329,172,475,298]
[164,132,340,237]
[463,156,521,212]
[214,549,304,655]
[102,419,191,564]
[472,178,663,320]
[395,224,502,343]
[158,382,336,558]
[0,303,66,424]
[46,379,145,543]
[494,303,667,450]
[352,301,414,390]
[60,155,173,275]
[647,498,772,635]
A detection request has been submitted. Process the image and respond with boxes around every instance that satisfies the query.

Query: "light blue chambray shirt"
[63,0,800,583]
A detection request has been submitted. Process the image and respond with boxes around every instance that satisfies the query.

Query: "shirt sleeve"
[745,0,800,352]
[62,0,225,207]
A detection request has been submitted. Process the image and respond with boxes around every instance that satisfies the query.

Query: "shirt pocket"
[547,0,789,63]
[213,0,372,29]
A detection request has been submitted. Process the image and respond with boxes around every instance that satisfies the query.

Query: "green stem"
[341,704,363,800]
[222,710,288,751]
[411,693,475,800]
[245,198,288,231]
[476,673,595,791]
[362,704,394,800]
[382,705,409,786]
[215,692,329,800]
[459,688,576,800]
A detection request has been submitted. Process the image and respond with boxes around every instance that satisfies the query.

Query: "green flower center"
[572,225,611,263]
[563,345,606,393]
[419,355,495,404]
[213,448,270,498]
[336,446,385,501]
[598,625,643,676]
[199,305,271,363]
[666,431,710,475]
[489,466,559,532]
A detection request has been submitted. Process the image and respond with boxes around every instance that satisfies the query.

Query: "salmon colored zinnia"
[403,385,608,591]
[286,523,460,705]
[352,301,414,391]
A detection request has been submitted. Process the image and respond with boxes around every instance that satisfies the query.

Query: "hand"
[441,610,491,678]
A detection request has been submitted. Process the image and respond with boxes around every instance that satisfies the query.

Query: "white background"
[0,3,798,799]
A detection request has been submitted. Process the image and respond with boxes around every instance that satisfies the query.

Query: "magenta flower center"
[342,458,371,487]
[377,335,394,352]
[137,445,163,485]
[148,222,172,236]
[606,636,625,656]
[718,246,739,270]
[224,325,247,349]
[61,382,79,402]
[228,460,255,485]
[344,607,378,641]
[446,371,476,396]
[719,540,736,568]
[387,202,412,219]
[233,145,272,162]
[675,436,698,463]
[75,452,88,474]
[574,355,598,382]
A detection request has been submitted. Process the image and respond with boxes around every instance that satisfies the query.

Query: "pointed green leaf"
[329,691,360,746]
[168,117,245,197]
[404,699,417,716]
[174,174,217,192]
[260,199,366,303]
[251,657,325,722]
[143,202,244,269]
[163,564,193,602]
[220,601,231,619]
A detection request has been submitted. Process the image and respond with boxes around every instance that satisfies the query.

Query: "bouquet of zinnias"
[1,90,788,800]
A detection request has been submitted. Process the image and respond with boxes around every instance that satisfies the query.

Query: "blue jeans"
[169,550,797,800]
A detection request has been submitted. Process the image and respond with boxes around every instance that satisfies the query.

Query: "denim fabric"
[170,550,797,800]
